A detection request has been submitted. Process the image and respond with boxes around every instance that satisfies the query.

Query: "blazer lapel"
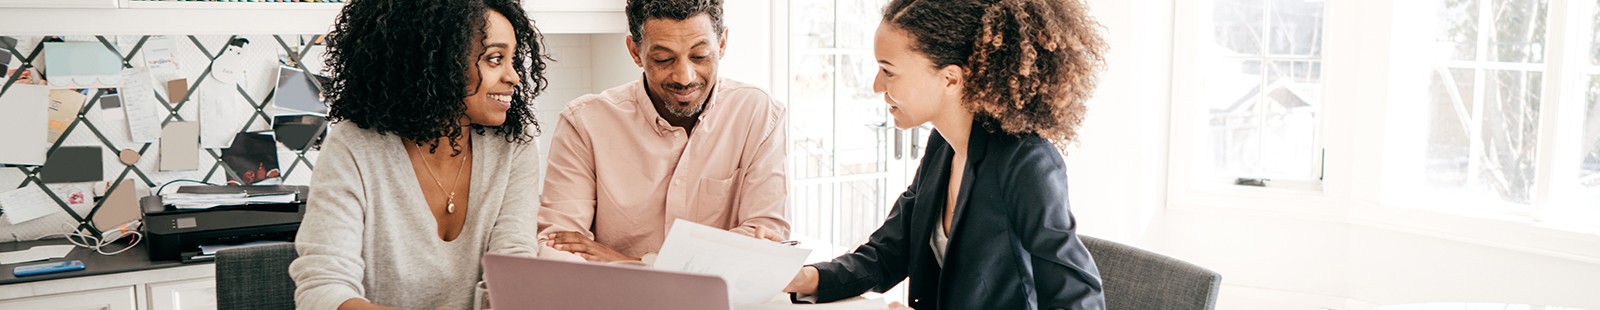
[945,122,989,251]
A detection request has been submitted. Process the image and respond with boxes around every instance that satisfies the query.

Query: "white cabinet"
[146,278,216,310]
[0,264,213,310]
[0,286,138,310]
[0,0,117,8]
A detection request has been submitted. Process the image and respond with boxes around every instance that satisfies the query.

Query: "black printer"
[140,185,308,262]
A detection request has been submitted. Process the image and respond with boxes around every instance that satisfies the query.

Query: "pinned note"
[119,67,163,142]
[159,121,199,171]
[0,84,49,165]
[47,89,86,144]
[40,146,103,183]
[200,81,248,148]
[165,78,188,104]
[44,41,122,89]
[142,35,180,82]
[1,183,92,225]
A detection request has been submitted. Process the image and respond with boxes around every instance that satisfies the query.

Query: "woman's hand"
[783,266,820,294]
[544,231,639,262]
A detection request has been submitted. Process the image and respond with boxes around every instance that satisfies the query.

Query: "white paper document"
[199,240,290,255]
[1,183,92,225]
[119,67,163,142]
[142,35,181,82]
[0,84,49,166]
[199,81,247,148]
[0,245,75,265]
[654,219,813,305]
[163,192,297,210]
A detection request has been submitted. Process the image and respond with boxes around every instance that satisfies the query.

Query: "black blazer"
[807,121,1105,310]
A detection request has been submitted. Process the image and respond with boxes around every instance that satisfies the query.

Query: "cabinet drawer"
[147,277,217,310]
[0,286,137,310]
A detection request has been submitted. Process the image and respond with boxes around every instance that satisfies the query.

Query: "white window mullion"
[1532,0,1594,221]
[1253,0,1274,179]
[1464,0,1493,190]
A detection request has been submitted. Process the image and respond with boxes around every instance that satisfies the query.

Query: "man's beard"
[664,100,704,118]
[661,82,706,118]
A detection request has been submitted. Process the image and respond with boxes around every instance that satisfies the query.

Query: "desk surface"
[0,238,199,285]
[1369,303,1590,310]
[739,295,890,310]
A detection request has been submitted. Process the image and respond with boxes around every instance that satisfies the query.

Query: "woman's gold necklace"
[415,143,469,214]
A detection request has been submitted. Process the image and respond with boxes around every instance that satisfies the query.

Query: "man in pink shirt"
[538,0,790,262]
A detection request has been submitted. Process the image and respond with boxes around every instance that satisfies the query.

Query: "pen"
[780,240,800,246]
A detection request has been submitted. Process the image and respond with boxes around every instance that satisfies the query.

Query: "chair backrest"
[215,243,298,310]
[1080,235,1221,310]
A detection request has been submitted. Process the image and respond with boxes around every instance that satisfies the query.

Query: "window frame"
[1169,0,1600,245]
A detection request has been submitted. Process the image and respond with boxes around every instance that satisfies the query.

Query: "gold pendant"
[446,194,456,214]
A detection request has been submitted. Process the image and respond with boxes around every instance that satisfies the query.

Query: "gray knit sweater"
[289,123,540,310]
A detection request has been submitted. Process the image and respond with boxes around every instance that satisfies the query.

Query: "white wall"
[1067,0,1174,243]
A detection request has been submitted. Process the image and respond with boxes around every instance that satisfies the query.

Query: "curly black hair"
[883,0,1106,148]
[626,0,724,44]
[323,0,550,155]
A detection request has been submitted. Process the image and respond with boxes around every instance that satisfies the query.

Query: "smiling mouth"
[669,90,697,102]
[487,92,513,108]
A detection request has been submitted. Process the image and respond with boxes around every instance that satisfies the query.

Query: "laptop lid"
[481,253,731,310]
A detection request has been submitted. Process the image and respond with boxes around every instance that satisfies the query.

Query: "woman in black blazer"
[782,0,1108,309]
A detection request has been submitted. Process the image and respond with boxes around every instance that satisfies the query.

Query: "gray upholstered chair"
[1081,235,1222,310]
[215,243,299,310]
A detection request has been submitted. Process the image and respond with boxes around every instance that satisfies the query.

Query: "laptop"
[481,253,732,310]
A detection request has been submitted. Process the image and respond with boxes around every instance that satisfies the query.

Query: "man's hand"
[741,225,784,242]
[544,231,639,262]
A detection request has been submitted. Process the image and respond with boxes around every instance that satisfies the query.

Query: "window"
[1424,0,1545,208]
[1579,0,1600,211]
[1383,0,1600,221]
[785,0,897,251]
[1193,0,1326,185]
[1174,0,1600,229]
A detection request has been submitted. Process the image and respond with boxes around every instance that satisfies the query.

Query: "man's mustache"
[664,82,704,92]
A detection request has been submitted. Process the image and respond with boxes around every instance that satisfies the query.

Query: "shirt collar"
[633,76,722,136]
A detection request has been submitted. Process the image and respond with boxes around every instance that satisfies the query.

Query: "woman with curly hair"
[783,0,1108,308]
[288,0,550,309]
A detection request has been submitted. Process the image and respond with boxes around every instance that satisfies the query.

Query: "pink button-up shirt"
[538,78,790,258]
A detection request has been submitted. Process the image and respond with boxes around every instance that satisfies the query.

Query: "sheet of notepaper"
[142,35,181,82]
[1,183,92,225]
[199,80,248,148]
[119,66,163,143]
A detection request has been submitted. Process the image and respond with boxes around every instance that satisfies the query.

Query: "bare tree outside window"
[1423,0,1547,205]
[1580,0,1600,211]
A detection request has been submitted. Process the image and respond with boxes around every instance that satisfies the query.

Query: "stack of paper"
[162,192,297,210]
[198,240,290,255]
